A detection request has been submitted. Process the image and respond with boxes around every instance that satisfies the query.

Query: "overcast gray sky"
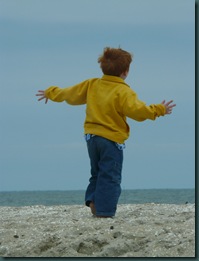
[0,0,195,191]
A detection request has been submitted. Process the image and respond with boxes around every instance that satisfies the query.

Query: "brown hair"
[98,47,133,76]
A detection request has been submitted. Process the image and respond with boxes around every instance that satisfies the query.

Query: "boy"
[36,47,176,218]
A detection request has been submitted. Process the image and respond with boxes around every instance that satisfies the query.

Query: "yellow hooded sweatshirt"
[45,75,166,143]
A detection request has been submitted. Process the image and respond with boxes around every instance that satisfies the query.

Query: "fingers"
[161,100,176,108]
[167,102,176,109]
[36,90,45,97]
[168,104,176,109]
[37,96,45,101]
[161,99,176,115]
[167,108,173,114]
[36,90,48,103]
[165,100,174,106]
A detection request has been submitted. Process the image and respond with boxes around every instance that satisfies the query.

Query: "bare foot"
[89,202,96,215]
[89,202,112,218]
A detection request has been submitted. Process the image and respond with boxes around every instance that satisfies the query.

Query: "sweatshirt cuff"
[159,104,166,116]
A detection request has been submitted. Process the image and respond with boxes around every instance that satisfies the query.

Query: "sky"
[0,0,195,191]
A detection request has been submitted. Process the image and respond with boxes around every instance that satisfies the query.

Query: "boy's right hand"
[161,100,176,115]
[36,90,48,104]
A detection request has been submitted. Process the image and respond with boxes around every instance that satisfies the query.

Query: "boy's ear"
[125,70,129,76]
[120,70,129,79]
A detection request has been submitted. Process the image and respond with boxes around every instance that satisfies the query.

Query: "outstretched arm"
[35,79,90,105]
[161,100,176,114]
[36,90,48,104]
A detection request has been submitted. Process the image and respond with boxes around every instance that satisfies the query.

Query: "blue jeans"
[85,135,123,216]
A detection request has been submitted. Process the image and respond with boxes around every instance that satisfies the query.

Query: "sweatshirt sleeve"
[44,79,90,105]
[123,91,166,121]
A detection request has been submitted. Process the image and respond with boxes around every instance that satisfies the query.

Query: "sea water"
[0,189,195,207]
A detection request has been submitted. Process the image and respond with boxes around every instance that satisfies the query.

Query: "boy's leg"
[95,137,123,217]
[85,135,123,217]
[85,136,100,208]
[94,136,123,217]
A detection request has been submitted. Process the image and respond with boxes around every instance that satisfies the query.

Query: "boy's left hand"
[161,100,176,114]
[36,90,48,104]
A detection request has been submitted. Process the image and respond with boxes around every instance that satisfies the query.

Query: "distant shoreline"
[0,189,195,207]
[0,188,195,192]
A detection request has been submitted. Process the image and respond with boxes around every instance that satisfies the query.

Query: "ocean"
[0,189,195,207]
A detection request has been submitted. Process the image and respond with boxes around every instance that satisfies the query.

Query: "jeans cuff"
[85,200,92,207]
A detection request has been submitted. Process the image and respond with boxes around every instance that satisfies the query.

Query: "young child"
[36,47,176,218]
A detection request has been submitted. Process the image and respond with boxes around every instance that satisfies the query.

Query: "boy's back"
[85,75,131,143]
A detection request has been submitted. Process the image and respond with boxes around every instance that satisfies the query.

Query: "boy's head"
[98,47,133,77]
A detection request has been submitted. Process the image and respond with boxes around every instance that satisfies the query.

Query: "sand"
[0,203,195,257]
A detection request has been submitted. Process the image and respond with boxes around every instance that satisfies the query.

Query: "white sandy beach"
[0,203,195,257]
